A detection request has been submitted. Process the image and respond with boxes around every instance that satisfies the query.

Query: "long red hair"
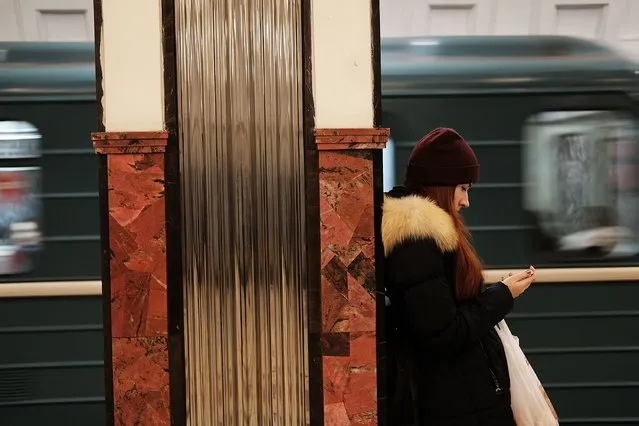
[417,185,484,301]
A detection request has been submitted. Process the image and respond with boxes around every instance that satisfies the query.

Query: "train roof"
[2,37,639,101]
[0,42,95,102]
[381,35,639,97]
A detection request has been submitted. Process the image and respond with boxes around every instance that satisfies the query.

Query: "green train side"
[382,35,639,425]
[0,43,103,425]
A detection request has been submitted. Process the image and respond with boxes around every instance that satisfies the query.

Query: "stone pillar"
[92,1,174,425]
[92,132,170,425]
[94,0,385,424]
[310,0,387,423]
[315,129,388,425]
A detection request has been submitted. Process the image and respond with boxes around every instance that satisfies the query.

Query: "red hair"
[418,186,484,301]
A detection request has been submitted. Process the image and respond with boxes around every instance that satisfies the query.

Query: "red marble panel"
[93,131,168,154]
[112,337,170,426]
[315,128,388,136]
[320,151,375,268]
[344,331,377,423]
[96,145,167,155]
[322,333,377,425]
[108,153,167,338]
[317,136,388,144]
[93,131,169,141]
[315,128,389,151]
[347,275,375,332]
[321,256,350,334]
[318,149,378,426]
[97,130,171,426]
[317,142,386,151]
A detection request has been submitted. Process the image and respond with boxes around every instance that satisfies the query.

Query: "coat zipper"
[479,341,503,394]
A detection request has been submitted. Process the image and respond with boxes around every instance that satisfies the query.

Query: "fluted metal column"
[175,0,308,424]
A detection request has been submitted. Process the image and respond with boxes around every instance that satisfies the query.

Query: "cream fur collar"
[382,194,459,256]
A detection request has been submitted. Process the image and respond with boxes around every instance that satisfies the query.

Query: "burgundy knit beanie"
[404,127,480,186]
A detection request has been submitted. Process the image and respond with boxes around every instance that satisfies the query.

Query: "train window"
[523,110,639,262]
[0,121,42,275]
[382,137,396,191]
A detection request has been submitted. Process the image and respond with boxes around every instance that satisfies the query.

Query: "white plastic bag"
[495,320,559,426]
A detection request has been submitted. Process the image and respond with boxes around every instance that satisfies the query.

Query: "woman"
[383,127,536,425]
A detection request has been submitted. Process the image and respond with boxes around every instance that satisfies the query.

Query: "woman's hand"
[501,266,536,298]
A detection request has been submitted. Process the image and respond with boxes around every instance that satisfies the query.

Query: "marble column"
[315,128,389,425]
[92,131,171,425]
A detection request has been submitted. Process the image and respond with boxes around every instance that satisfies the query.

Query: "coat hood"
[382,187,459,256]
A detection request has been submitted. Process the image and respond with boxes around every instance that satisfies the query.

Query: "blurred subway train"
[1,36,639,424]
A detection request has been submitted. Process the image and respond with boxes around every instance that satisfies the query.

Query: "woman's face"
[454,184,471,211]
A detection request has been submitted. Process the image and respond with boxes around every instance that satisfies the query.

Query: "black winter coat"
[383,187,516,426]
